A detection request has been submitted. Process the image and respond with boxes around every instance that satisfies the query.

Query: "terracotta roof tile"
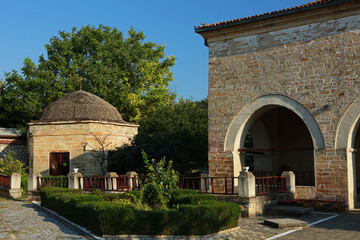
[196,0,346,32]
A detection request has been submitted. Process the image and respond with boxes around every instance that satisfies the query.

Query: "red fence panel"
[255,176,287,195]
[0,174,10,188]
[37,176,68,190]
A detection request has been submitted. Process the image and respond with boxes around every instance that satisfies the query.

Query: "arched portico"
[224,94,325,177]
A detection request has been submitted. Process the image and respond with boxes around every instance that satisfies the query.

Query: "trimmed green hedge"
[40,187,240,236]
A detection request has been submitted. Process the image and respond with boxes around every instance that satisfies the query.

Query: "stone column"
[281,171,296,194]
[105,172,118,191]
[126,171,138,190]
[67,172,83,189]
[28,173,42,191]
[9,173,22,198]
[200,174,209,193]
[238,171,256,198]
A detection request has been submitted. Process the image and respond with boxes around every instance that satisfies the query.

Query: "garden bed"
[40,187,240,236]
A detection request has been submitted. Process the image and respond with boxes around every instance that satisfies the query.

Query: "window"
[49,152,70,176]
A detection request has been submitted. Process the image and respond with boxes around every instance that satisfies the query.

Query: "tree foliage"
[0,25,175,127]
[109,98,208,174]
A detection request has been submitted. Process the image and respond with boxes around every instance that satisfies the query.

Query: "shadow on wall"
[0,143,28,167]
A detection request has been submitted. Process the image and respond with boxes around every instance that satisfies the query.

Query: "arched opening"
[352,125,360,207]
[225,95,324,185]
[242,106,315,186]
[335,100,360,210]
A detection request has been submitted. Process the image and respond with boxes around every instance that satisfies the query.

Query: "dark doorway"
[50,152,70,176]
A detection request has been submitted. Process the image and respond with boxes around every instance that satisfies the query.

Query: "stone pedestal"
[238,171,256,198]
[126,171,138,190]
[105,172,118,190]
[28,173,41,192]
[67,172,83,189]
[282,171,296,194]
[200,174,209,193]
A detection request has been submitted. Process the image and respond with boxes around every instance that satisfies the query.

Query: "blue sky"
[1,0,310,100]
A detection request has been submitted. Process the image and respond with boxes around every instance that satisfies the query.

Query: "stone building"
[0,128,27,163]
[27,90,138,177]
[195,0,360,209]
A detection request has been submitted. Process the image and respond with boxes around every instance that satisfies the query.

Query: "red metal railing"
[79,175,147,192]
[179,176,237,195]
[37,176,68,190]
[81,176,105,191]
[255,176,287,195]
[0,174,10,188]
[251,170,314,186]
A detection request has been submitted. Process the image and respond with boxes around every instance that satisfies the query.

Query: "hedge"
[40,187,240,236]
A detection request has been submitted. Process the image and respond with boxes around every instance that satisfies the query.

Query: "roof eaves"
[195,0,356,33]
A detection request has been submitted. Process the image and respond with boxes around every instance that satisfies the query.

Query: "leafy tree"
[0,25,176,127]
[109,98,208,174]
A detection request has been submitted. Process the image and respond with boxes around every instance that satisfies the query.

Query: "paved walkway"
[1,197,360,240]
[0,198,92,240]
[278,212,360,240]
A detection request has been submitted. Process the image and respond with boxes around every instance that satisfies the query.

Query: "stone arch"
[335,97,360,209]
[224,94,325,176]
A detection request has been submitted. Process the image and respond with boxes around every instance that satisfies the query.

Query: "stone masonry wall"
[207,15,360,201]
[27,121,138,176]
[0,142,27,165]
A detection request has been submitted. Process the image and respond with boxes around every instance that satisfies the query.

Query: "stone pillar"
[105,172,118,191]
[28,173,41,192]
[10,173,21,189]
[200,174,209,193]
[67,172,83,189]
[281,171,296,194]
[9,173,22,198]
[126,171,138,190]
[238,171,256,198]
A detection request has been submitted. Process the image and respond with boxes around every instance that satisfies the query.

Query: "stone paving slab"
[271,206,313,215]
[278,212,360,240]
[264,218,308,228]
[0,198,93,240]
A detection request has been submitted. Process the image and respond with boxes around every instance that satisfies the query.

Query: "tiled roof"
[195,0,354,33]
[0,127,22,137]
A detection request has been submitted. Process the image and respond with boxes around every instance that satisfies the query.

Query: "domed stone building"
[27,90,138,178]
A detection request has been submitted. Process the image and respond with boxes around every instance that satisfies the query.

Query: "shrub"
[0,151,28,196]
[40,187,241,236]
[171,193,217,206]
[0,151,26,175]
[141,182,167,210]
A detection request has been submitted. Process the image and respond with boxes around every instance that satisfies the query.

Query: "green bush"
[168,188,214,207]
[40,187,241,236]
[171,193,217,206]
[141,182,167,210]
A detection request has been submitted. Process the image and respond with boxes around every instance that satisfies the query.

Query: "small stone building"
[196,0,360,209]
[27,90,138,177]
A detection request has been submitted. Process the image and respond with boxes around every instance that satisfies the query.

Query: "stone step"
[270,206,313,215]
[264,218,308,228]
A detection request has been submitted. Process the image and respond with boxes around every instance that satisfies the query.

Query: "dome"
[39,90,124,122]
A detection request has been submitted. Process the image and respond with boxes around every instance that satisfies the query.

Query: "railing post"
[105,172,118,191]
[28,173,41,192]
[200,174,209,193]
[67,172,83,189]
[9,173,22,198]
[126,171,138,190]
[238,171,255,198]
[281,171,296,194]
